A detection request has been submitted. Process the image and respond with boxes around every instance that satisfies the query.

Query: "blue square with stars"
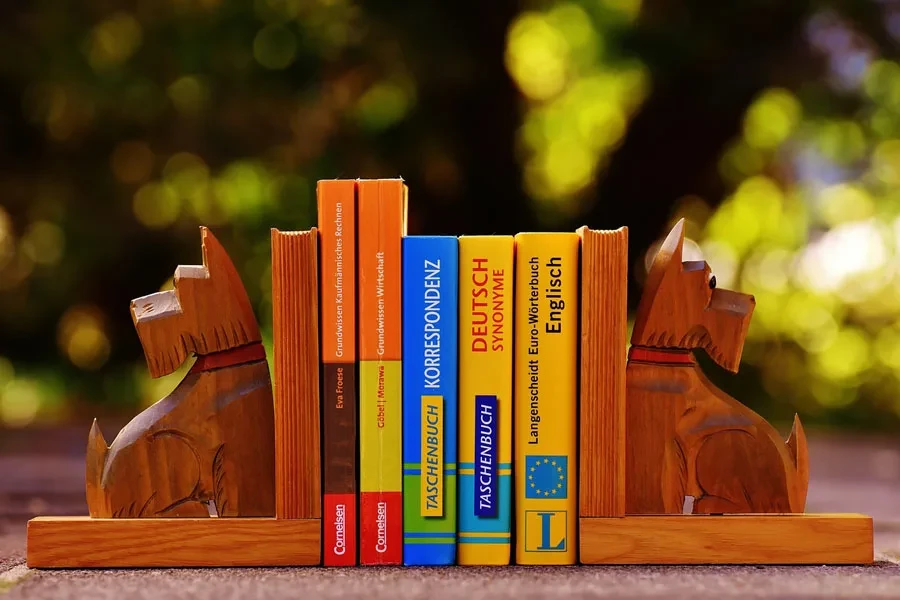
[525,455,568,500]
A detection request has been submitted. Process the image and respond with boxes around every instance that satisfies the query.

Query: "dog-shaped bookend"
[625,219,808,515]
[86,227,276,518]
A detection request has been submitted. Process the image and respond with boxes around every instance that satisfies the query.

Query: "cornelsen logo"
[376,501,388,553]
[333,503,346,556]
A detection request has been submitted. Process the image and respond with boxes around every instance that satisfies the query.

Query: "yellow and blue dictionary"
[457,236,514,565]
[514,233,579,565]
[402,236,459,565]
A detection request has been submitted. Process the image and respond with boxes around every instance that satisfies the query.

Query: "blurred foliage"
[1,0,900,433]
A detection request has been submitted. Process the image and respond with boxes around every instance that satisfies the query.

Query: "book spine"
[578,227,628,518]
[457,236,514,565]
[358,179,407,565]
[514,233,579,565]
[401,236,459,565]
[271,228,321,521]
[318,180,358,566]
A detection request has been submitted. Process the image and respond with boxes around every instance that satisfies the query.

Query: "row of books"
[317,179,577,566]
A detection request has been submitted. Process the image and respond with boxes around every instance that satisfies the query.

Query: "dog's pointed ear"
[631,218,689,345]
[644,218,687,282]
[200,227,228,274]
[658,218,686,271]
[197,227,250,291]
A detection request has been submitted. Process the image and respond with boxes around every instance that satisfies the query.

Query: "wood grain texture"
[86,227,275,519]
[130,227,261,378]
[631,219,752,374]
[27,517,320,567]
[578,226,628,518]
[271,228,321,520]
[579,514,873,565]
[86,361,275,518]
[625,220,808,515]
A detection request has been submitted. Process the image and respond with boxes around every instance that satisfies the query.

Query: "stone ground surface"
[1,426,900,599]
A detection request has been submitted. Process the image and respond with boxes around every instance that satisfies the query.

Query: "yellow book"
[358,179,406,565]
[514,232,579,565]
[457,236,514,565]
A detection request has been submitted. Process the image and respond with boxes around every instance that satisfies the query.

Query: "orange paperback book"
[358,178,407,565]
[318,180,358,566]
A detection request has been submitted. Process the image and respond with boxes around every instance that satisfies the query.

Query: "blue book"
[402,236,459,565]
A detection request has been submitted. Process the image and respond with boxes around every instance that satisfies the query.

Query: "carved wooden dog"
[86,227,275,518]
[625,219,808,515]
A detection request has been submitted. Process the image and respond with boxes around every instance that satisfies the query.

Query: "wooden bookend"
[87,226,275,519]
[580,514,873,565]
[578,226,628,518]
[626,219,807,515]
[579,218,873,565]
[27,517,320,568]
[27,227,320,568]
[271,228,322,522]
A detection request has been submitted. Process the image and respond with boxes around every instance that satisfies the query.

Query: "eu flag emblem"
[525,455,567,500]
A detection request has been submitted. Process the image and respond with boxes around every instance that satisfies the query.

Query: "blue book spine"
[402,236,459,565]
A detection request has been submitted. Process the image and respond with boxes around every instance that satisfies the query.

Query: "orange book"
[358,178,407,564]
[318,180,358,566]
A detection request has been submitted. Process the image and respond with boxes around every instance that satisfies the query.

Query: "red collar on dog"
[190,342,267,374]
[628,346,695,365]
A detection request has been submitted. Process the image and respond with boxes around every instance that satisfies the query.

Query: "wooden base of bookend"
[579,514,873,565]
[26,517,321,568]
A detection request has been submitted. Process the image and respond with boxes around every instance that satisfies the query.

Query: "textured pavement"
[2,427,900,599]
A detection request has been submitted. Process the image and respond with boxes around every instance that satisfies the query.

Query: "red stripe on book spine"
[324,493,356,566]
[359,492,402,565]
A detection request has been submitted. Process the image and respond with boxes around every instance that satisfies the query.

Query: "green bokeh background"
[1,0,900,433]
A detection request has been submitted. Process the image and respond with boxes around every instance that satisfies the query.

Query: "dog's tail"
[85,418,109,517]
[785,414,809,513]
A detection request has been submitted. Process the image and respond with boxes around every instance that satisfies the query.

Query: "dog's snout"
[709,288,755,316]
